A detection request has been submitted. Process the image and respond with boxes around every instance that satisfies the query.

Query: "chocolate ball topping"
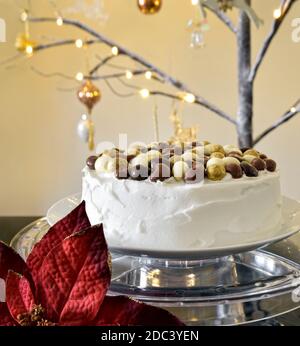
[252,158,266,171]
[240,162,258,177]
[265,159,277,172]
[226,163,243,179]
[129,164,149,181]
[86,156,98,170]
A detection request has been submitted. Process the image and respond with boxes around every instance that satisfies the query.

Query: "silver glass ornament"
[77,118,91,142]
[190,30,204,48]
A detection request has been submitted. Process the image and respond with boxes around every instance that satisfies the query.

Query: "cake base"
[47,194,300,259]
[82,168,282,252]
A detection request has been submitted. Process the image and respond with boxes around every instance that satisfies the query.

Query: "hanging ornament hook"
[188,0,210,48]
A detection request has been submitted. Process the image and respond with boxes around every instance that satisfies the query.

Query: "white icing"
[82,167,282,251]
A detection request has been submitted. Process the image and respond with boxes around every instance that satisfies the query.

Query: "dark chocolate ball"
[240,161,258,177]
[265,159,277,172]
[252,158,266,171]
[184,166,205,184]
[129,164,149,181]
[86,156,98,170]
[260,154,268,160]
[226,163,243,179]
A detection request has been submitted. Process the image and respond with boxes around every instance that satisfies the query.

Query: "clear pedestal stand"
[10,218,300,326]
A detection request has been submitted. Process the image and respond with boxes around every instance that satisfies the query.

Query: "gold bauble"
[77,80,101,113]
[137,0,162,15]
[15,33,37,53]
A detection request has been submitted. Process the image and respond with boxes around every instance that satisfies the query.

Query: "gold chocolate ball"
[204,144,225,156]
[243,155,257,164]
[137,0,162,14]
[211,152,225,159]
[243,149,259,158]
[207,164,226,181]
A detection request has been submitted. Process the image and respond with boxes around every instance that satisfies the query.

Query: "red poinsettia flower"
[0,202,183,326]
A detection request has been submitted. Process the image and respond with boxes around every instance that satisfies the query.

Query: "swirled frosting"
[82,167,282,251]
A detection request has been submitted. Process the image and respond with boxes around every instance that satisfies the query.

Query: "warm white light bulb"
[145,71,152,80]
[56,17,63,26]
[273,8,282,19]
[25,45,33,55]
[125,70,133,79]
[183,93,196,103]
[75,39,84,48]
[191,0,199,5]
[111,46,119,56]
[76,72,84,81]
[81,114,88,121]
[139,89,150,99]
[20,11,28,22]
[291,107,297,113]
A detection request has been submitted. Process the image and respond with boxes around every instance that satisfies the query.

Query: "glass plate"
[10,219,300,326]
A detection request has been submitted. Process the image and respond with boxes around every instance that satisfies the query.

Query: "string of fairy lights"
[10,0,298,150]
[19,15,199,102]
[14,0,222,104]
[16,2,202,150]
[16,0,288,93]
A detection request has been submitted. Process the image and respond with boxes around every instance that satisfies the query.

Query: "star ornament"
[0,202,183,326]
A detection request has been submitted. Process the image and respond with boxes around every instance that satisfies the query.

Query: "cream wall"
[0,0,299,216]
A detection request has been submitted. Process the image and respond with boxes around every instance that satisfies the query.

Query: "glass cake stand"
[10,218,300,326]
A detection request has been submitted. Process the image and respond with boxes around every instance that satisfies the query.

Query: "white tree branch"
[28,16,237,125]
[248,0,295,82]
[35,39,100,52]
[205,6,238,34]
[254,98,300,145]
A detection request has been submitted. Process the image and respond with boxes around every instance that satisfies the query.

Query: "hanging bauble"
[15,33,37,54]
[137,0,162,15]
[77,115,95,151]
[77,80,101,114]
[190,30,204,48]
[187,18,209,49]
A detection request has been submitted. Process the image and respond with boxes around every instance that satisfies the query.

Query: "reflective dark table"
[0,217,39,244]
[1,217,300,326]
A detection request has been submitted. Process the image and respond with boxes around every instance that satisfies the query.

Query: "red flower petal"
[0,302,17,326]
[93,296,184,326]
[37,225,110,325]
[0,241,28,280]
[6,271,36,322]
[26,201,90,287]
